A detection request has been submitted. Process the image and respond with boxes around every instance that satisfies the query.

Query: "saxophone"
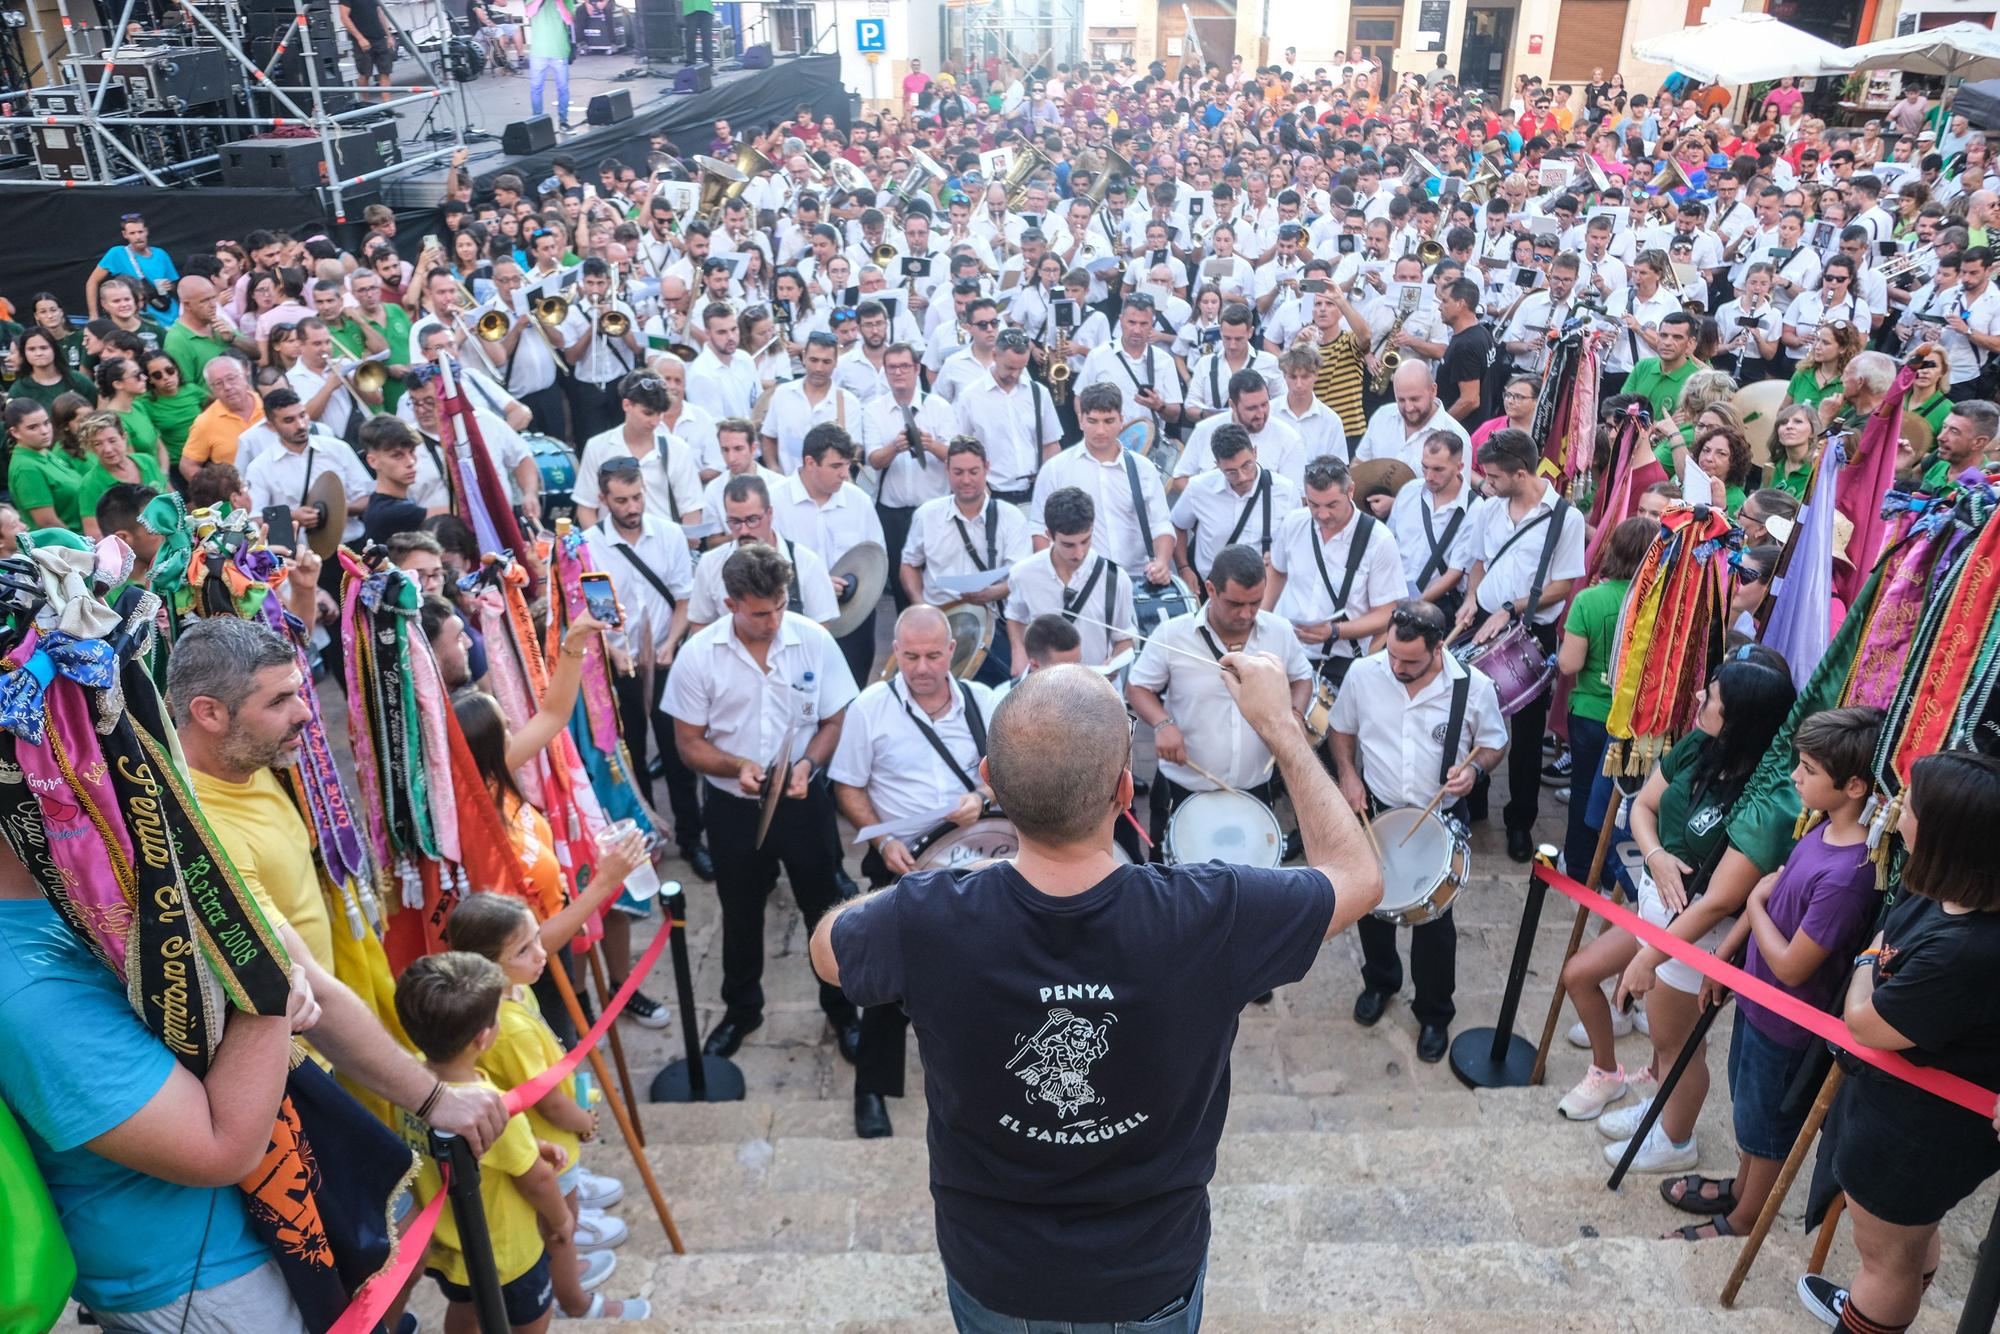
[1370,307,1413,394]
[1047,326,1074,406]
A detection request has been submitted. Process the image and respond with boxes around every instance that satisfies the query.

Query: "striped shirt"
[1312,332,1366,440]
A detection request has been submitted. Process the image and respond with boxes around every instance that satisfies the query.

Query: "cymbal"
[826,541,888,639]
[305,469,348,559]
[1348,458,1415,500]
[755,728,793,850]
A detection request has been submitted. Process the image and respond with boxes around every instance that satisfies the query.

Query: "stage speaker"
[634,0,681,61]
[501,115,557,155]
[586,90,634,125]
[673,62,712,94]
[738,42,771,69]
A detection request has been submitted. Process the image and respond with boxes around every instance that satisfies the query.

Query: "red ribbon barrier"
[325,917,671,1330]
[1535,863,1999,1119]
[327,1169,450,1334]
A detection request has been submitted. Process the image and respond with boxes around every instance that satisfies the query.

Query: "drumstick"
[1065,613,1240,677]
[1358,806,1385,861]
[1179,757,1244,797]
[1397,775,1459,847]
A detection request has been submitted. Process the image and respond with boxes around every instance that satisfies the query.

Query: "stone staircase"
[524,814,2000,1332]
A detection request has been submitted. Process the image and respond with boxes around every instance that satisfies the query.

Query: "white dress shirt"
[902,492,1033,606]
[688,533,838,626]
[1028,443,1172,573]
[405,406,532,511]
[1354,401,1469,472]
[1387,478,1483,593]
[952,373,1062,495]
[699,463,787,521]
[557,299,641,386]
[1075,341,1186,433]
[1328,650,1508,808]
[1270,395,1348,463]
[930,346,998,403]
[1184,348,1284,417]
[771,474,885,568]
[684,346,760,420]
[1173,415,1309,488]
[658,404,720,476]
[284,360,362,442]
[828,677,997,823]
[1269,510,1408,661]
[1601,286,1684,376]
[859,390,956,509]
[761,378,864,474]
[242,432,373,544]
[583,513,694,656]
[833,346,893,403]
[1003,549,1137,665]
[1170,465,1302,577]
[571,426,704,521]
[1780,290,1869,361]
[1129,606,1312,791]
[661,611,857,797]
[1467,480,1587,626]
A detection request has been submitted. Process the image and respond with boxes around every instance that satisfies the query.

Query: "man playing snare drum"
[1329,600,1507,1063]
[829,605,1000,1140]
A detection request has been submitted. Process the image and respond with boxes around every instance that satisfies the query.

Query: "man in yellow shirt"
[177,352,264,484]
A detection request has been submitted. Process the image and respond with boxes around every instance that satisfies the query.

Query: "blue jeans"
[945,1263,1205,1333]
[1561,710,1613,891]
[528,52,569,122]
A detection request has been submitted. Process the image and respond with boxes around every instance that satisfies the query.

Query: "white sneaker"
[1627,1067,1660,1103]
[1603,1122,1698,1172]
[1566,1009,1633,1048]
[1597,1095,1653,1141]
[577,1248,617,1292]
[1557,1065,1627,1121]
[573,1208,628,1250]
[574,1169,624,1209]
[1633,1003,1651,1037]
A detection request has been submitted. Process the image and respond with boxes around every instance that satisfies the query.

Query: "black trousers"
[1357,797,1466,1027]
[1502,622,1559,837]
[877,503,916,612]
[613,668,703,850]
[682,7,714,64]
[519,381,567,438]
[703,784,856,1025]
[836,604,878,688]
[567,378,622,442]
[853,850,908,1097]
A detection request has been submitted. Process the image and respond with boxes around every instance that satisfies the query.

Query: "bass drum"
[526,433,578,525]
[1133,574,1196,640]
[905,814,1135,871]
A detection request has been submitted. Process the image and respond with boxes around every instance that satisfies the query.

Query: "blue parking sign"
[855,17,886,51]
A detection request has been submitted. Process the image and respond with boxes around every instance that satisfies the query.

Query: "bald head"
[895,603,950,643]
[893,604,955,699]
[176,274,220,328]
[987,665,1130,848]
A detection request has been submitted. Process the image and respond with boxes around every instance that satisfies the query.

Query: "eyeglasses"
[969,317,1000,330]
[147,366,177,380]
[725,512,768,529]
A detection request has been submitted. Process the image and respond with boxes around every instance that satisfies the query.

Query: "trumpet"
[1877,244,1935,286]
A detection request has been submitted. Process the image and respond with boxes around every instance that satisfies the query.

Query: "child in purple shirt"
[1660,705,1883,1242]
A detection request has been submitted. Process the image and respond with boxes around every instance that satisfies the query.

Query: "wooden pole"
[584,944,646,1145]
[545,950,686,1254]
[1529,810,1622,1086]
[1721,1066,1846,1307]
[1809,1193,1848,1277]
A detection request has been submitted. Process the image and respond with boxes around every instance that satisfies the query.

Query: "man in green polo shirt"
[1622,311,1699,469]
[346,271,415,413]
[162,276,258,387]
[1923,401,1996,492]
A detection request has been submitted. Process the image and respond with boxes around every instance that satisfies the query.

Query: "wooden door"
[1349,7,1400,94]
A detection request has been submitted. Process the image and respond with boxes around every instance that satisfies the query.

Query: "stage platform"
[0,52,848,308]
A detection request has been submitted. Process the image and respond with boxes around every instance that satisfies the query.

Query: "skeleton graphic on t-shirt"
[1007,1008,1115,1119]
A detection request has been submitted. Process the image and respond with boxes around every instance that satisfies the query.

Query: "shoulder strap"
[652,433,682,523]
[1525,496,1570,621]
[609,529,678,609]
[897,682,983,794]
[1485,505,1553,572]
[1122,450,1156,556]
[1440,667,1471,787]
[1417,501,1466,590]
[959,681,988,755]
[1061,555,1109,624]
[1224,470,1274,553]
[1308,511,1375,617]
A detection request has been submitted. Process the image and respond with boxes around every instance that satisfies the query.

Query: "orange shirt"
[180,398,262,469]
[505,795,566,922]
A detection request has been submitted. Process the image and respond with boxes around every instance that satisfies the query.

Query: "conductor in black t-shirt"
[1437,277,1500,428]
[811,654,1383,1330]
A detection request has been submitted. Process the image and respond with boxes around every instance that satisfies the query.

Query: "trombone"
[339,358,388,399]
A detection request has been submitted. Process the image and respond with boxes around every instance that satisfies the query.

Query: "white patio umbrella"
[1833,22,2000,88]
[1630,12,1848,86]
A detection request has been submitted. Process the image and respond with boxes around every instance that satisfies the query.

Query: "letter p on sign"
[856,18,886,52]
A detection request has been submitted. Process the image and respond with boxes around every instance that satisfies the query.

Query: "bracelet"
[1853,947,1883,967]
[560,639,588,659]
[1642,847,1667,865]
[416,1078,445,1120]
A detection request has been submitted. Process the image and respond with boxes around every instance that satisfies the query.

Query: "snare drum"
[1163,789,1284,868]
[1301,672,1338,747]
[1370,805,1471,926]
[526,432,578,523]
[1133,575,1196,640]
[1453,621,1555,716]
[906,815,1134,871]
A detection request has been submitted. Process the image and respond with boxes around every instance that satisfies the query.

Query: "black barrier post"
[1605,996,1726,1192]
[1958,1194,2000,1334]
[1450,845,1559,1089]
[648,884,746,1103]
[432,1131,509,1334]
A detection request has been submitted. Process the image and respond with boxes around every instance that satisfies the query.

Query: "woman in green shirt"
[140,350,206,471]
[1693,425,1752,515]
[1557,516,1654,898]
[1780,320,1863,416]
[9,329,95,412]
[74,411,167,537]
[1765,403,1818,503]
[4,399,86,530]
[93,356,167,478]
[1904,349,1953,442]
[1554,647,1796,1135]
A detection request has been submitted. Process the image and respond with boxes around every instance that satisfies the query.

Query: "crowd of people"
[1,38,1999,1334]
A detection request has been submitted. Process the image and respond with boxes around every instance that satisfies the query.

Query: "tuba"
[828,156,872,197]
[889,147,948,210]
[692,154,748,222]
[998,134,1053,210]
[1079,146,1135,208]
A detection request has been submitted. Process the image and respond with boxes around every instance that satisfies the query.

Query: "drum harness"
[1415,497,1465,593]
[1219,466,1276,568]
[1059,555,1119,635]
[1306,510,1377,678]
[950,497,1001,571]
[600,517,680,699]
[1484,494,1571,642]
[895,678,988,794]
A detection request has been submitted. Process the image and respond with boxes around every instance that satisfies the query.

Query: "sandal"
[560,1294,652,1321]
[1660,1173,1738,1216]
[1664,1215,1736,1241]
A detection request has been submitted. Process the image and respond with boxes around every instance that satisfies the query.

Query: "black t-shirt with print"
[1871,890,2000,1092]
[832,859,1334,1322]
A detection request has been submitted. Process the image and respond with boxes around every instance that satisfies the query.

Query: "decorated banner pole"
[584,943,646,1142]
[1606,985,1730,1192]
[1450,845,1559,1089]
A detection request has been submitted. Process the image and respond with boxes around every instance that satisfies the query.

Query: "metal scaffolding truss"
[0,0,469,219]
[953,0,1084,73]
